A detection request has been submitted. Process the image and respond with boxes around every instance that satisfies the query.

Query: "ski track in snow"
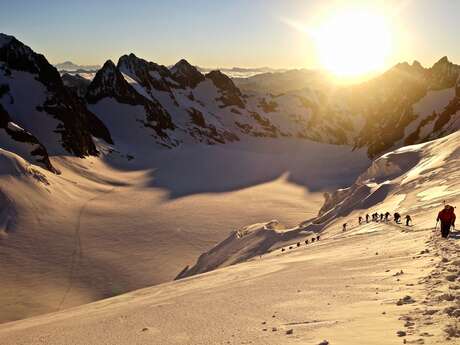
[57,186,118,311]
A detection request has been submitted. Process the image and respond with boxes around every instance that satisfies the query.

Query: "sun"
[312,8,392,80]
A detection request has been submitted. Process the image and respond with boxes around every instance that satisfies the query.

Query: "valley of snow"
[0,138,369,322]
[2,33,460,344]
[0,132,459,344]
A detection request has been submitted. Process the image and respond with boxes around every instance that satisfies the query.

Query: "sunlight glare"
[312,8,392,79]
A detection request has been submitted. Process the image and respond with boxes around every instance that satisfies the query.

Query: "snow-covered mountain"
[85,52,361,153]
[3,33,460,169]
[0,33,112,168]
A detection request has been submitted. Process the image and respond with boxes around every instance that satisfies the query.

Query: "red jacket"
[438,209,456,225]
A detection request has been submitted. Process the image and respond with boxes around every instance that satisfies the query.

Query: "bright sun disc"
[313,9,392,79]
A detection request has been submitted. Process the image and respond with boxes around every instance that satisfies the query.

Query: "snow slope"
[0,132,458,344]
[179,131,460,279]
[0,137,369,323]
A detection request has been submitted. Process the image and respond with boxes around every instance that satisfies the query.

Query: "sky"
[1,0,460,74]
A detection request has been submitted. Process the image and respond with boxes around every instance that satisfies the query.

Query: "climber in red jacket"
[437,205,456,238]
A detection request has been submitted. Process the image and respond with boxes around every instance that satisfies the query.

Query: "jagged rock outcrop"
[170,59,205,88]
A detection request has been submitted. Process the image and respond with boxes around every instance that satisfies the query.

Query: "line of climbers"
[281,235,320,252]
[342,204,456,239]
[354,212,412,226]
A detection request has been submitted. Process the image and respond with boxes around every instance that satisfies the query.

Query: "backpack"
[438,207,455,223]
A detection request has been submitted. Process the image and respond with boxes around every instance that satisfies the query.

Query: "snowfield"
[0,138,369,323]
[0,131,458,344]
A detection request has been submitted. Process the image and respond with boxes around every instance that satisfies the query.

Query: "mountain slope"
[178,131,460,277]
[0,132,458,345]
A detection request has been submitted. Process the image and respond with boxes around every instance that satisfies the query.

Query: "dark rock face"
[170,59,205,88]
[87,60,137,104]
[0,34,112,156]
[0,104,57,173]
[86,60,175,138]
[205,70,244,108]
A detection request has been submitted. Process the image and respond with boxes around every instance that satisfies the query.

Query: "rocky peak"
[429,56,460,90]
[205,70,244,108]
[86,58,175,137]
[433,56,450,66]
[86,60,134,104]
[117,53,172,92]
[206,70,240,94]
[0,33,62,90]
[411,60,425,72]
[170,59,204,88]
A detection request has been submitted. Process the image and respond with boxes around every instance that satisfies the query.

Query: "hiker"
[372,213,378,221]
[359,216,363,224]
[394,212,401,224]
[380,213,384,221]
[405,215,412,226]
[366,214,370,223]
[437,205,456,238]
[342,223,347,232]
[385,212,390,221]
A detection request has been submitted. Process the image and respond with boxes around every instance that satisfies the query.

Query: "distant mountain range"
[54,61,100,72]
[1,32,460,173]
